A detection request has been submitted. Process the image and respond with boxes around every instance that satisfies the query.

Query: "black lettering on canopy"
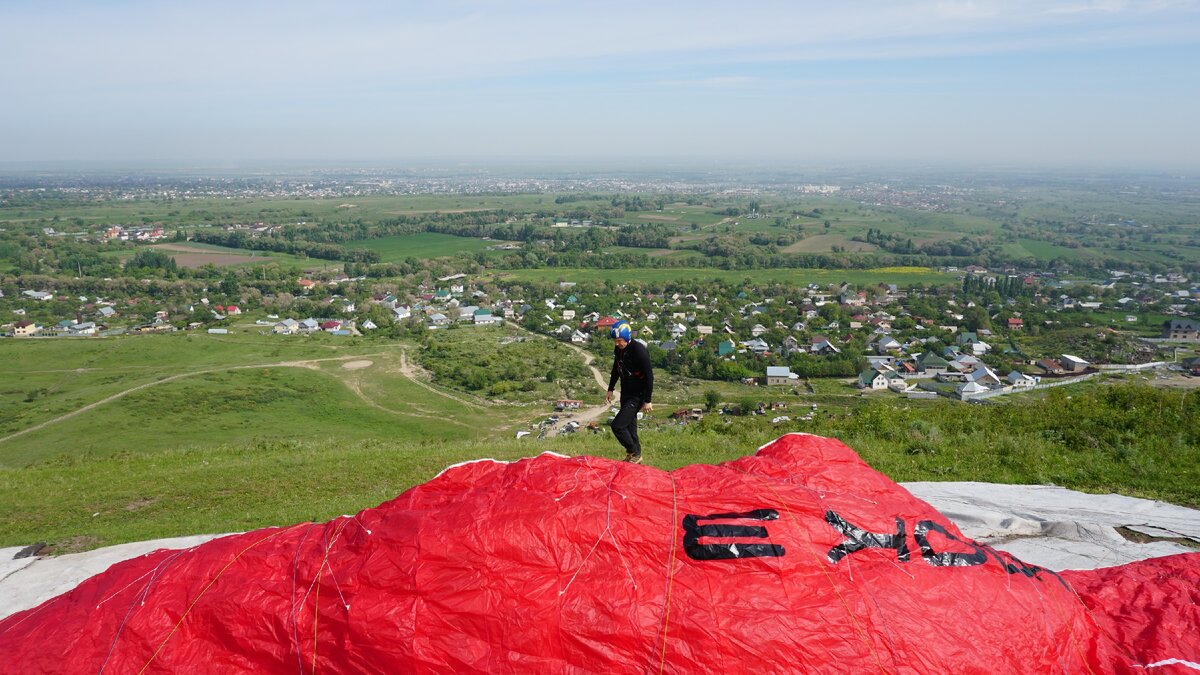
[682,509,785,560]
[913,520,988,567]
[825,510,909,564]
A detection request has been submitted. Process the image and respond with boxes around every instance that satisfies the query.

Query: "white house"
[857,369,889,390]
[68,321,98,336]
[958,380,989,397]
[966,366,1002,387]
[765,366,799,386]
[1006,371,1039,387]
[743,338,770,355]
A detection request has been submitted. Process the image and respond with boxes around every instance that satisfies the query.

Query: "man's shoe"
[624,454,643,464]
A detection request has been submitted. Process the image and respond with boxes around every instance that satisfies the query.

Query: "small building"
[594,316,619,332]
[274,318,300,334]
[811,335,841,354]
[13,321,39,337]
[717,340,736,357]
[857,369,889,390]
[1037,358,1064,375]
[957,380,989,397]
[1006,371,1039,387]
[1163,319,1199,340]
[885,372,909,392]
[765,366,799,386]
[916,351,950,375]
[966,365,1002,387]
[744,338,770,355]
[872,336,901,354]
[1060,354,1090,372]
[68,321,98,336]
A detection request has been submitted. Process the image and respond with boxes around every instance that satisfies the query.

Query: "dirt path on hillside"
[0,353,397,446]
[507,324,615,438]
[284,354,461,423]
[394,350,488,410]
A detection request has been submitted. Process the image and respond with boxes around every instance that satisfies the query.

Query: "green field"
[0,333,517,467]
[492,266,955,287]
[345,232,499,260]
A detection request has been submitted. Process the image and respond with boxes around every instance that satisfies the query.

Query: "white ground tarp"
[2,483,1198,621]
[0,534,225,621]
[904,482,1200,570]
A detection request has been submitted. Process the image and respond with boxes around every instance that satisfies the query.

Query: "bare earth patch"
[1145,373,1200,389]
[341,360,374,370]
[124,497,159,512]
[150,244,263,268]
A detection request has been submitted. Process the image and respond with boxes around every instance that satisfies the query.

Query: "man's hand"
[641,402,653,413]
[605,390,614,405]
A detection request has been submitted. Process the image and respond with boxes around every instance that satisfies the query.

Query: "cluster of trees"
[961,273,1034,300]
[127,248,178,273]
[418,330,590,399]
[189,231,380,263]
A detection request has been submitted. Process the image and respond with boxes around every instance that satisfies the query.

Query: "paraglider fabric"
[1,433,1198,673]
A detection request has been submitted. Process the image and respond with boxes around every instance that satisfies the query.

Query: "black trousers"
[611,396,643,457]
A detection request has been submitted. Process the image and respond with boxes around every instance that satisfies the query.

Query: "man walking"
[605,320,653,463]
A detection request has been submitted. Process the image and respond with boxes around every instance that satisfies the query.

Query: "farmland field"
[151,242,311,267]
[782,234,879,253]
[345,232,500,260]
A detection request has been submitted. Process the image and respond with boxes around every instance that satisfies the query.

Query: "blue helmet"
[609,320,632,341]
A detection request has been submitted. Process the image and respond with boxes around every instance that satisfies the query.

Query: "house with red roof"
[593,316,619,332]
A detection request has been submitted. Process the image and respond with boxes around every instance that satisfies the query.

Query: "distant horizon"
[2,156,1200,177]
[4,2,1200,167]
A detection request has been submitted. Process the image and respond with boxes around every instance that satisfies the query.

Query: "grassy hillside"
[0,333,518,467]
[0,380,1195,554]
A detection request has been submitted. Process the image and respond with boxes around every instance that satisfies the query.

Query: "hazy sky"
[3,1,1200,168]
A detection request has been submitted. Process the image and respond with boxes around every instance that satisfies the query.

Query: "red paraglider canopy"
[2,433,1198,673]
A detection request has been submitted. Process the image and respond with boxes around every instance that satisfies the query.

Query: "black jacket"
[608,340,653,403]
